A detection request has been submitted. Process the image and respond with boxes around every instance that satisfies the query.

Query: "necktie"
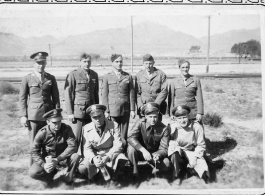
[117,72,121,79]
[85,72,90,81]
[146,126,156,150]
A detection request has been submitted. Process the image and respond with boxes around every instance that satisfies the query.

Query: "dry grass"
[0,77,263,191]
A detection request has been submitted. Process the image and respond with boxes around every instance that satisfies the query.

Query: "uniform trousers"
[71,118,91,154]
[29,153,80,182]
[110,114,130,147]
[127,144,171,175]
[28,120,46,166]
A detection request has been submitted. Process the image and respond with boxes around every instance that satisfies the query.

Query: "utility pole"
[238,43,241,64]
[131,16,134,73]
[49,44,52,66]
[206,16,210,73]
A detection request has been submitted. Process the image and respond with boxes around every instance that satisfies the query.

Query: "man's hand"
[152,153,160,162]
[104,112,111,120]
[44,162,56,173]
[20,116,28,127]
[130,111,135,119]
[100,155,110,166]
[93,156,103,168]
[196,114,202,123]
[141,148,152,161]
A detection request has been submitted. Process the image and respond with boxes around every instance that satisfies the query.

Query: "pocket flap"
[30,83,39,87]
[77,80,87,84]
[108,81,117,85]
[29,103,42,109]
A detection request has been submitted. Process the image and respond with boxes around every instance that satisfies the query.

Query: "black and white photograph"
[0,4,263,192]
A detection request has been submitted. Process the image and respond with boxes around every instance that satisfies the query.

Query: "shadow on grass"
[205,137,237,182]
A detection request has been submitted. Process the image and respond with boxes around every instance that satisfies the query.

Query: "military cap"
[30,52,48,62]
[142,102,160,115]
[80,53,91,61]
[111,54,122,62]
[43,108,63,122]
[178,58,190,68]
[172,105,191,117]
[86,104,107,117]
[143,54,154,62]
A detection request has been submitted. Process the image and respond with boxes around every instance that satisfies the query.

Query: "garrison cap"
[111,54,122,62]
[86,104,107,117]
[178,58,190,68]
[142,102,160,115]
[43,108,63,122]
[30,52,48,62]
[80,53,91,61]
[172,105,191,117]
[143,54,154,62]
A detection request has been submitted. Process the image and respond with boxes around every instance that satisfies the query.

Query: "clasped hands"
[44,158,58,173]
[92,155,110,168]
[141,148,160,162]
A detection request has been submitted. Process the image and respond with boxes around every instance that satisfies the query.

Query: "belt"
[175,97,196,102]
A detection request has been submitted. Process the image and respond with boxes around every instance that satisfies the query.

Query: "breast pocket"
[121,79,129,91]
[76,80,87,91]
[42,80,52,91]
[108,81,117,92]
[29,83,40,95]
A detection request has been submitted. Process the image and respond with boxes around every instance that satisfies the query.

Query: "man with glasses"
[19,51,60,166]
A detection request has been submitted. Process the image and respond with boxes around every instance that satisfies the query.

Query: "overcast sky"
[0,5,261,39]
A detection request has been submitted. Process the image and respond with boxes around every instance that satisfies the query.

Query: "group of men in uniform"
[19,51,208,186]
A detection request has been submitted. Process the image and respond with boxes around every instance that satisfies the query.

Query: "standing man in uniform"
[19,51,60,166]
[101,54,135,147]
[135,54,168,121]
[64,53,99,153]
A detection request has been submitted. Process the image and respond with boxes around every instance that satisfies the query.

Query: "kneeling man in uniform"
[29,108,79,184]
[78,104,128,181]
[169,105,209,182]
[127,102,171,178]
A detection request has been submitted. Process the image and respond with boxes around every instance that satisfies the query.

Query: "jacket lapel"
[95,119,112,147]
[31,71,42,85]
[142,70,150,80]
[185,75,194,87]
[42,72,49,84]
[78,67,88,81]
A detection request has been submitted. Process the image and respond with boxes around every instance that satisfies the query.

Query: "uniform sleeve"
[135,74,144,110]
[51,75,60,109]
[153,126,169,158]
[31,131,46,167]
[19,76,29,117]
[57,126,77,161]
[129,75,135,111]
[101,75,109,113]
[64,73,75,115]
[105,123,123,160]
[154,71,168,105]
[196,77,204,115]
[194,123,206,158]
[127,120,143,150]
[94,72,99,104]
[167,80,172,116]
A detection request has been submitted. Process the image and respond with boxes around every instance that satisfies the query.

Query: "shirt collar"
[34,70,44,77]
[80,67,90,75]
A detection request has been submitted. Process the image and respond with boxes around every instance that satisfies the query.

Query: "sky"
[0,5,261,39]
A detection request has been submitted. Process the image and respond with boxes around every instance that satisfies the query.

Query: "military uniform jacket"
[101,70,135,117]
[127,118,169,158]
[19,72,60,121]
[83,119,123,164]
[168,74,204,119]
[31,123,77,168]
[135,67,168,114]
[64,67,99,119]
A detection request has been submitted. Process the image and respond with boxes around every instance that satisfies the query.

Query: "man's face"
[80,58,91,71]
[143,60,155,73]
[112,56,123,71]
[179,62,190,77]
[176,114,189,127]
[47,119,62,131]
[91,112,105,128]
[145,112,159,126]
[33,61,46,73]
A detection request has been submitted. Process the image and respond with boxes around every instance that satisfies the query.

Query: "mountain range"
[0,22,260,57]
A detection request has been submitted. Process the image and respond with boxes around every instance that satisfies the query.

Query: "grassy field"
[0,76,263,192]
